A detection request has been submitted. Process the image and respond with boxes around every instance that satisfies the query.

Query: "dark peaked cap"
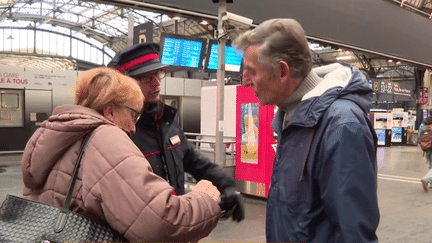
[107,43,168,77]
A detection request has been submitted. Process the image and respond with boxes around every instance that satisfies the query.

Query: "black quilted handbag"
[0,132,128,243]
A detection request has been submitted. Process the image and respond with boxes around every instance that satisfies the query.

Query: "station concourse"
[2,0,432,242]
[1,145,432,242]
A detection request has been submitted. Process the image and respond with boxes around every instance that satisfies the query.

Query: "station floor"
[1,145,432,242]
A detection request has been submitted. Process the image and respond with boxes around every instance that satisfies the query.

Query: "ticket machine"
[371,112,392,147]
[391,110,408,145]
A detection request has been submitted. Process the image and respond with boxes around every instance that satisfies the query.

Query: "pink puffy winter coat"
[21,105,221,242]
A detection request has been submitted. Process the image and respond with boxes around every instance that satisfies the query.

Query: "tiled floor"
[1,145,432,242]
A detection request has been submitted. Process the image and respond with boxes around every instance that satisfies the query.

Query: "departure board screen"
[160,34,206,70]
[205,41,243,73]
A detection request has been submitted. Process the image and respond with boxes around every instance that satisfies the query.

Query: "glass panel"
[106,48,115,59]
[65,13,78,23]
[27,29,34,53]
[42,31,50,55]
[71,38,78,59]
[63,35,71,57]
[35,30,43,54]
[77,41,84,60]
[104,54,111,66]
[4,29,12,51]
[97,49,103,65]
[84,43,89,61]
[19,29,27,53]
[1,93,19,108]
[11,29,19,51]
[56,34,64,56]
[90,46,97,64]
[51,33,57,55]
[0,29,4,51]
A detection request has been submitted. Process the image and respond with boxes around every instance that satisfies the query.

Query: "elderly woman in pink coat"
[21,67,221,242]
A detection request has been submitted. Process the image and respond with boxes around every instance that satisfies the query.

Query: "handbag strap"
[62,131,93,211]
[54,131,93,233]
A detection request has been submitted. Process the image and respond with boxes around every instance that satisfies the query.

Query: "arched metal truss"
[0,0,215,69]
[0,24,114,67]
[0,0,215,51]
[0,0,423,81]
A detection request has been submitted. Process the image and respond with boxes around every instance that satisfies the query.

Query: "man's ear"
[103,102,115,122]
[279,60,290,84]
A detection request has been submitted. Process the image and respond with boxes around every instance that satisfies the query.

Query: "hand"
[219,187,245,222]
[192,180,221,203]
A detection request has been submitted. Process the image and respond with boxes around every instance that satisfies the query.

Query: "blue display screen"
[393,114,404,119]
[375,129,386,145]
[206,42,243,72]
[161,36,205,69]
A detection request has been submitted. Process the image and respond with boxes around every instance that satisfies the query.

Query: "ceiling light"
[199,19,209,26]
[396,61,401,65]
[309,43,322,50]
[336,56,352,61]
[387,59,393,63]
[172,15,181,21]
[308,43,330,51]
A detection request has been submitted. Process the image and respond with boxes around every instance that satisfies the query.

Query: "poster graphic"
[241,103,259,164]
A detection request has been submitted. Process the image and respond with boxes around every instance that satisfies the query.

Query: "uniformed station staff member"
[108,43,244,222]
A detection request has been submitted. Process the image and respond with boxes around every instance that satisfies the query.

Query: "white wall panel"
[165,77,184,96]
[160,77,166,95]
[200,85,237,137]
[184,79,202,97]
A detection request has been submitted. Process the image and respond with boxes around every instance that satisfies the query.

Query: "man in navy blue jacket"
[233,18,379,242]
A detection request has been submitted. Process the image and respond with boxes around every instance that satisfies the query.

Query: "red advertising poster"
[236,86,276,198]
[419,87,429,105]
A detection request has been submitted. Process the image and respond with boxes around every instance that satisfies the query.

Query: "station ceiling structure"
[0,0,221,69]
[0,0,428,81]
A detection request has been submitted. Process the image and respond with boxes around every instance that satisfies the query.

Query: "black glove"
[219,187,245,222]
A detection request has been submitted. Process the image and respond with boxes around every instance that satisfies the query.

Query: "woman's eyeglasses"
[115,103,141,123]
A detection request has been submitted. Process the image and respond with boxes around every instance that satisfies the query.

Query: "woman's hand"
[192,180,221,203]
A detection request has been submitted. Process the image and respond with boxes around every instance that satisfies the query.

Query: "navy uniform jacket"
[131,101,235,195]
[266,64,379,242]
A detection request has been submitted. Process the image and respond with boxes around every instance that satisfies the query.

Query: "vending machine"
[391,110,408,145]
[235,86,276,198]
[370,112,392,147]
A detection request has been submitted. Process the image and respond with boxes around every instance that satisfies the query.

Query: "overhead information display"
[161,34,206,70]
[205,41,243,73]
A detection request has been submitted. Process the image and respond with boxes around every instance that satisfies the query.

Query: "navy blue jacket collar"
[273,64,372,136]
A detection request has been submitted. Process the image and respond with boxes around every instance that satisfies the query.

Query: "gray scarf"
[278,70,322,129]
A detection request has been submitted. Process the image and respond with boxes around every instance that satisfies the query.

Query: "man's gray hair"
[233,18,312,79]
